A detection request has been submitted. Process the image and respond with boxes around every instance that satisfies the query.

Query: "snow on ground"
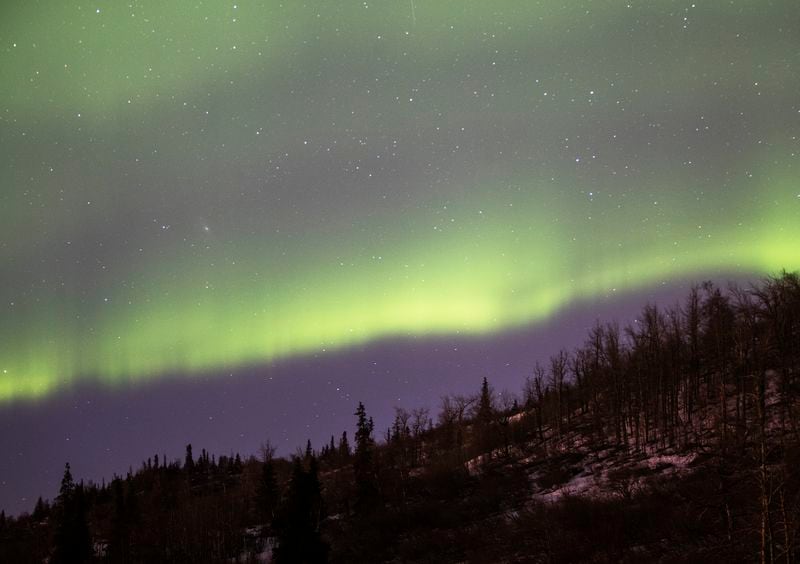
[467,369,789,506]
[507,412,527,425]
[529,442,698,503]
[644,453,695,471]
[535,472,599,502]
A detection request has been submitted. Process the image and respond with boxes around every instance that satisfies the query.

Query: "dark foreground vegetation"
[2,272,800,563]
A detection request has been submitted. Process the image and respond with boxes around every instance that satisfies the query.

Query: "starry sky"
[1,1,799,513]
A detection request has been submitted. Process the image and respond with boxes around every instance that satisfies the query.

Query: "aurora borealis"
[0,0,799,513]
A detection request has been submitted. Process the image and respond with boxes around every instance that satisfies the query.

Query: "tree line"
[0,272,798,562]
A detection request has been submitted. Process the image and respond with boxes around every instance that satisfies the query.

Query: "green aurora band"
[1,1,798,402]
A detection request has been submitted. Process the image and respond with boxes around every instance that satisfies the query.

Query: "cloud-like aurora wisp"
[1,0,799,402]
[2,166,798,403]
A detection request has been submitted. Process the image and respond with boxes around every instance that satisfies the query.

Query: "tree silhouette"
[353,402,378,510]
[52,463,92,564]
[108,478,132,563]
[256,457,280,524]
[32,496,47,522]
[273,457,328,563]
[338,431,351,460]
[477,377,493,425]
[184,443,194,472]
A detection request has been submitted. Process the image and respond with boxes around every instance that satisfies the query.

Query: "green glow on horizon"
[2,168,798,402]
[1,1,798,403]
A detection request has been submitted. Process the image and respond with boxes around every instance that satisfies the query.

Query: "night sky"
[1,1,798,514]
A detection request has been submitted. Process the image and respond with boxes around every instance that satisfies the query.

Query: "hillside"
[1,272,799,563]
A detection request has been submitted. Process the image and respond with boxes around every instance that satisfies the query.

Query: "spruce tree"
[353,402,377,509]
[256,458,280,523]
[32,496,47,521]
[184,444,194,471]
[52,463,92,564]
[306,455,325,532]
[108,479,128,562]
[478,377,493,425]
[108,477,136,563]
[338,431,351,459]
[59,462,74,499]
[273,457,328,563]
[474,377,496,454]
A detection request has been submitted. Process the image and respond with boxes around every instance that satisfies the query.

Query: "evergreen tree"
[108,478,132,563]
[478,377,493,425]
[273,457,328,563]
[256,457,280,523]
[307,456,324,526]
[184,444,194,471]
[475,377,496,454]
[353,402,377,509]
[59,462,74,499]
[32,496,47,521]
[124,475,139,526]
[338,431,351,459]
[52,463,92,564]
[73,484,92,559]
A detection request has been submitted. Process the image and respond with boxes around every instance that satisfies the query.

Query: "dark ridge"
[1,271,799,563]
